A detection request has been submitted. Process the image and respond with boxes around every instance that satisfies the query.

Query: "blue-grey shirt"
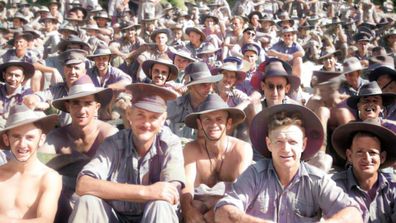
[79,126,185,215]
[215,159,359,222]
[166,94,197,140]
[332,166,396,223]
[87,65,132,88]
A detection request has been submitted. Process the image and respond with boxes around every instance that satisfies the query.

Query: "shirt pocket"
[294,198,321,221]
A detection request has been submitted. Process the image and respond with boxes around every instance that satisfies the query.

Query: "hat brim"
[185,27,207,42]
[249,104,324,160]
[184,107,246,129]
[142,60,179,82]
[185,74,223,87]
[346,92,396,109]
[0,61,35,81]
[332,122,396,168]
[319,50,341,61]
[369,66,396,81]
[150,28,171,42]
[57,40,91,52]
[0,114,58,149]
[52,88,113,112]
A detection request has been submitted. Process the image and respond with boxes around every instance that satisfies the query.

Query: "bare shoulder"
[97,120,118,138]
[183,140,203,161]
[40,164,61,186]
[230,137,252,153]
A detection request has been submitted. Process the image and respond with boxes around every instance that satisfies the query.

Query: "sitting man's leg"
[141,200,179,223]
[68,195,119,223]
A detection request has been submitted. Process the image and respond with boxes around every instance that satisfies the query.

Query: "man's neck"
[204,135,228,159]
[190,94,206,110]
[9,154,38,173]
[98,67,108,78]
[15,48,26,57]
[354,169,379,191]
[133,135,155,157]
[6,85,19,96]
[70,120,98,139]
[157,44,167,52]
[273,162,300,187]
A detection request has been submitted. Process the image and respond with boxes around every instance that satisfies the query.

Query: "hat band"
[6,110,38,127]
[190,72,213,81]
[68,83,98,96]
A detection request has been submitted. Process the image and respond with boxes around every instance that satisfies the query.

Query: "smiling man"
[0,104,61,222]
[181,93,252,223]
[215,104,362,222]
[69,83,185,223]
[332,119,396,222]
[141,56,179,92]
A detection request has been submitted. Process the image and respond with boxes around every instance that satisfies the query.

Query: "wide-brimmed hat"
[57,35,91,52]
[259,13,275,25]
[346,81,396,109]
[185,26,206,42]
[250,104,324,160]
[196,43,220,55]
[322,17,343,27]
[22,25,41,39]
[219,59,249,82]
[48,0,61,8]
[68,6,88,20]
[94,11,111,21]
[0,104,58,149]
[185,62,223,87]
[353,32,372,42]
[332,119,396,168]
[384,27,396,39]
[318,48,341,61]
[121,21,141,31]
[248,11,262,21]
[251,58,300,93]
[184,93,246,129]
[368,55,396,81]
[36,6,50,14]
[150,28,171,42]
[279,27,297,35]
[311,70,343,86]
[82,23,100,31]
[9,12,29,24]
[126,83,177,113]
[0,57,35,81]
[39,15,58,24]
[87,44,113,59]
[276,13,295,27]
[342,57,364,74]
[58,24,79,36]
[202,13,219,24]
[171,47,197,62]
[142,57,179,82]
[52,75,113,112]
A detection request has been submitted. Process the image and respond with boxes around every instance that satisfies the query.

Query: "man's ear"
[226,118,233,130]
[2,133,9,147]
[346,148,353,163]
[380,151,387,165]
[266,136,272,152]
[197,118,202,130]
[302,136,307,152]
[38,132,46,148]
[285,83,291,94]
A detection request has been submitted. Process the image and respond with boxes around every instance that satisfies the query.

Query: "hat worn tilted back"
[0,104,58,149]
[250,104,324,160]
[52,75,113,112]
[185,62,223,87]
[142,56,179,82]
[346,81,396,109]
[126,83,177,113]
[332,119,396,168]
[184,93,246,129]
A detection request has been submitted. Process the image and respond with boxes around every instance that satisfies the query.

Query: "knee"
[293,57,303,66]
[76,195,102,206]
[145,200,173,209]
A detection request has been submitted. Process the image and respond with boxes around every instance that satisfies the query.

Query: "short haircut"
[268,111,305,135]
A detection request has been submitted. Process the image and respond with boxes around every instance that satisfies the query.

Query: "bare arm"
[215,205,272,223]
[181,143,206,223]
[322,206,363,223]
[76,175,180,205]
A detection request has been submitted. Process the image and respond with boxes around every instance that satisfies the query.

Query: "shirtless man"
[40,75,118,222]
[0,104,61,222]
[181,93,253,223]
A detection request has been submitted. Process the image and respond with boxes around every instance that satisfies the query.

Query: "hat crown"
[265,61,288,76]
[343,57,363,72]
[357,81,383,96]
[197,93,229,112]
[62,50,87,64]
[68,75,98,96]
[92,44,111,55]
[5,104,45,128]
[185,62,211,79]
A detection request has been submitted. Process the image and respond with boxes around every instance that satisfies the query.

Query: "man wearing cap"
[181,93,252,222]
[0,104,61,222]
[268,27,305,78]
[354,32,372,67]
[332,119,396,222]
[340,57,369,96]
[23,50,89,126]
[0,58,35,126]
[167,62,223,139]
[87,44,131,91]
[69,83,184,223]
[214,104,363,222]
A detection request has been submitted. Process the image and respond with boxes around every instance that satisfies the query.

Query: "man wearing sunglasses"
[267,27,304,78]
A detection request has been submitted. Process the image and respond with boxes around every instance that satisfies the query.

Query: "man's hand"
[147,182,180,205]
